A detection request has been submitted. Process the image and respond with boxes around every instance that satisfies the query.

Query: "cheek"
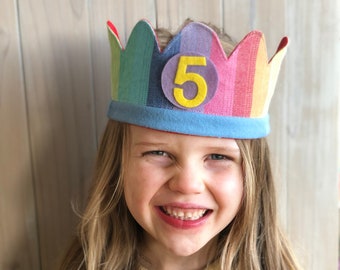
[123,170,149,224]
[123,162,163,209]
[124,170,145,206]
[123,162,168,228]
[212,172,244,211]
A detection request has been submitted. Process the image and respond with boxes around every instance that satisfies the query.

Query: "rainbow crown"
[107,20,288,138]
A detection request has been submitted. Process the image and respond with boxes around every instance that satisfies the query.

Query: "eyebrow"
[133,141,169,147]
[134,141,240,153]
[207,146,240,153]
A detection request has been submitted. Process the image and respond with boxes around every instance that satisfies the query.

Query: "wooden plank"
[222,0,252,42]
[155,0,181,31]
[156,0,222,31]
[252,0,289,229]
[90,0,156,140]
[0,1,40,269]
[256,0,340,269]
[284,0,339,266]
[17,0,97,268]
[124,0,156,36]
[284,1,339,268]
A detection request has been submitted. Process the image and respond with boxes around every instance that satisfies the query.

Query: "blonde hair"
[61,121,135,269]
[60,21,302,269]
[218,139,301,269]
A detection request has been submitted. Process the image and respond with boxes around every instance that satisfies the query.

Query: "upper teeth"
[162,206,207,220]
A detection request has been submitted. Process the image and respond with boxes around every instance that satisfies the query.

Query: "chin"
[164,238,213,258]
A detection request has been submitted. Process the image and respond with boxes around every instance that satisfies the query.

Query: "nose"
[168,162,205,194]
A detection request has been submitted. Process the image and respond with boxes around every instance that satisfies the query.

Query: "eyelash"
[142,150,169,157]
[209,154,230,160]
[143,151,232,161]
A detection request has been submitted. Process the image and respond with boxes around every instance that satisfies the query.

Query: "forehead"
[128,125,240,150]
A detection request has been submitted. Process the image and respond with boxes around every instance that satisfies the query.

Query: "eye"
[143,150,169,157]
[208,153,230,160]
[205,153,238,170]
[142,150,174,166]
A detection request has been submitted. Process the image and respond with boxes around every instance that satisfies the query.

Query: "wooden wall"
[1,0,339,269]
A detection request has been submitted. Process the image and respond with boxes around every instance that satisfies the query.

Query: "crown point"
[107,20,118,36]
[276,36,289,53]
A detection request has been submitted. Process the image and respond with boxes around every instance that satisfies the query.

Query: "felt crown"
[107,20,288,138]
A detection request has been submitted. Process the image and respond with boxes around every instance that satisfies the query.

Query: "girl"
[61,19,302,269]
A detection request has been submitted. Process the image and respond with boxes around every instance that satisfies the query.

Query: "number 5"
[173,56,207,108]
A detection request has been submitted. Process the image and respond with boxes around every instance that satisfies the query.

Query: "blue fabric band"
[107,101,270,139]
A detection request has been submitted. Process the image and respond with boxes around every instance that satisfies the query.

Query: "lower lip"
[156,207,211,230]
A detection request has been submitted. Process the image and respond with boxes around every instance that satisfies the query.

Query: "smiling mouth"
[160,206,210,221]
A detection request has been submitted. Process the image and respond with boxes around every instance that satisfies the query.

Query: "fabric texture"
[106,20,288,138]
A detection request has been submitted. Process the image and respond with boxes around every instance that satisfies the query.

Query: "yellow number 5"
[173,56,207,108]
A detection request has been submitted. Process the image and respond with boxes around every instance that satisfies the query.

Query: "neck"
[138,236,217,270]
[138,255,213,270]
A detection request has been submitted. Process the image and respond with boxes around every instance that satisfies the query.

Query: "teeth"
[162,206,207,220]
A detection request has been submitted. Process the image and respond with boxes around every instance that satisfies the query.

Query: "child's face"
[124,125,243,260]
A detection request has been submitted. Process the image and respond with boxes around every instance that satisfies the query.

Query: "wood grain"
[0,0,40,269]
[0,0,338,269]
[17,0,97,268]
[156,0,222,31]
[283,0,339,268]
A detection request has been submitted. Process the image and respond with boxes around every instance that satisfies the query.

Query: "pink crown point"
[204,30,288,118]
